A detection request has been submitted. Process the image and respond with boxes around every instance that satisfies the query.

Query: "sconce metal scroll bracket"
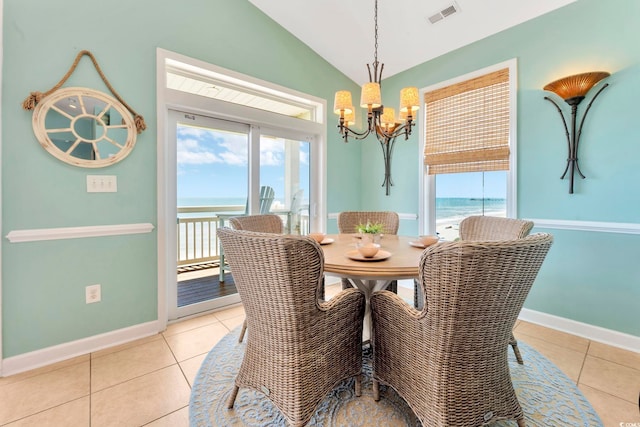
[544,83,609,194]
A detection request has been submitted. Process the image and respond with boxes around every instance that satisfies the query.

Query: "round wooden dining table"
[320,233,427,341]
[321,234,424,280]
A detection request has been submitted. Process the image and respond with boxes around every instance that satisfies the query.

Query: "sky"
[436,171,506,198]
[176,124,310,204]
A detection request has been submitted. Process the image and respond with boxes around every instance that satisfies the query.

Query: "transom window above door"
[165,58,323,123]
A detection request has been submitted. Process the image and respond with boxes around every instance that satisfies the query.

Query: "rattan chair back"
[337,211,400,293]
[459,215,534,241]
[218,228,365,426]
[458,215,535,363]
[337,211,399,235]
[228,214,284,234]
[372,233,553,427]
[228,214,284,342]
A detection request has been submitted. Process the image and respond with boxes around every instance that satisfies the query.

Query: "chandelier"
[333,0,419,195]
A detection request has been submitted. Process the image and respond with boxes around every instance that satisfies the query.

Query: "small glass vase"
[360,232,381,245]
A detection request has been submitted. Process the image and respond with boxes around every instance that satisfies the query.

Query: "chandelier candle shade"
[333,0,419,195]
[543,71,610,194]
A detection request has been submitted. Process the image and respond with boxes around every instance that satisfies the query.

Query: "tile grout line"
[515,330,589,354]
[586,353,640,373]
[575,340,591,386]
[0,396,89,426]
[140,406,189,426]
[580,382,640,406]
[160,333,185,387]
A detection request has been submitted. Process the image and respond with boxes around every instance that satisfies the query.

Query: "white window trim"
[156,48,327,325]
[418,58,518,235]
[0,0,4,376]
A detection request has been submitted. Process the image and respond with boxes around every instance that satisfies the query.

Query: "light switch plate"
[87,175,117,193]
[85,284,101,304]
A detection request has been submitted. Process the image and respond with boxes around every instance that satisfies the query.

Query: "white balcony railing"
[177,205,309,268]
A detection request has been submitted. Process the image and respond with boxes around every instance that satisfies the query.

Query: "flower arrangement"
[356,221,384,234]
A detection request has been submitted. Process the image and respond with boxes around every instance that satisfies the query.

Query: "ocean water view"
[177,197,288,219]
[179,197,247,207]
[177,197,505,222]
[435,198,506,240]
[435,198,506,224]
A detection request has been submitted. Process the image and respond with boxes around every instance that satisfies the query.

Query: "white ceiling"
[248,0,576,85]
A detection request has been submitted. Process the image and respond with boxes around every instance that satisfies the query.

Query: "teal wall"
[1,0,359,358]
[1,0,638,360]
[363,0,640,335]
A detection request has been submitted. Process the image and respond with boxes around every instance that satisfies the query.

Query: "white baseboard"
[519,308,640,353]
[1,320,162,377]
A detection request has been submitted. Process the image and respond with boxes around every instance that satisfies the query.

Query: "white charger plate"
[346,249,391,261]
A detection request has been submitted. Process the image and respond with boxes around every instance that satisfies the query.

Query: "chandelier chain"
[374,0,378,65]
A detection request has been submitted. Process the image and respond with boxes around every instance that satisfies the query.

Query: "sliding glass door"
[168,112,314,320]
[170,111,248,319]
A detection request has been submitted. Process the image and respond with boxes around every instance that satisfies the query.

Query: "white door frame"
[0,0,5,375]
[156,48,327,326]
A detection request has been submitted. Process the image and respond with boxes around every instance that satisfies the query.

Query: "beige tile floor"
[0,281,638,427]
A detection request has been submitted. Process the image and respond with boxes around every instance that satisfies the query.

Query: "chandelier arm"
[403,121,414,140]
[375,121,414,140]
[338,124,373,142]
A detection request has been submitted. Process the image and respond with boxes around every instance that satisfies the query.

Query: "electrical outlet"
[87,175,117,193]
[86,284,101,304]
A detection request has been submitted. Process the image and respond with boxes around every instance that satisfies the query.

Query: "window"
[421,60,517,240]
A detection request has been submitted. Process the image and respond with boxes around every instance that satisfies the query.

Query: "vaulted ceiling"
[249,0,576,85]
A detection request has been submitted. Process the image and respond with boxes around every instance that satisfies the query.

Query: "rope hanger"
[22,50,146,134]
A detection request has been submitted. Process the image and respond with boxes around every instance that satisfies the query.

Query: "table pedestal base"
[346,278,392,342]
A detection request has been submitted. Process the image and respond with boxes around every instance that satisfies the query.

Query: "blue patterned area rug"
[190,327,602,426]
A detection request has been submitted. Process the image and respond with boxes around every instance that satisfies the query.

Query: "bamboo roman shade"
[424,68,510,174]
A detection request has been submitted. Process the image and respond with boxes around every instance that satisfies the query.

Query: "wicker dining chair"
[218,228,365,427]
[229,214,284,234]
[372,233,553,427]
[228,214,285,342]
[337,211,400,292]
[459,215,534,242]
[462,215,533,364]
[337,211,400,235]
[414,215,535,364]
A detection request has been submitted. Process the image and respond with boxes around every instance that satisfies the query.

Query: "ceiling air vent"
[427,2,461,24]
